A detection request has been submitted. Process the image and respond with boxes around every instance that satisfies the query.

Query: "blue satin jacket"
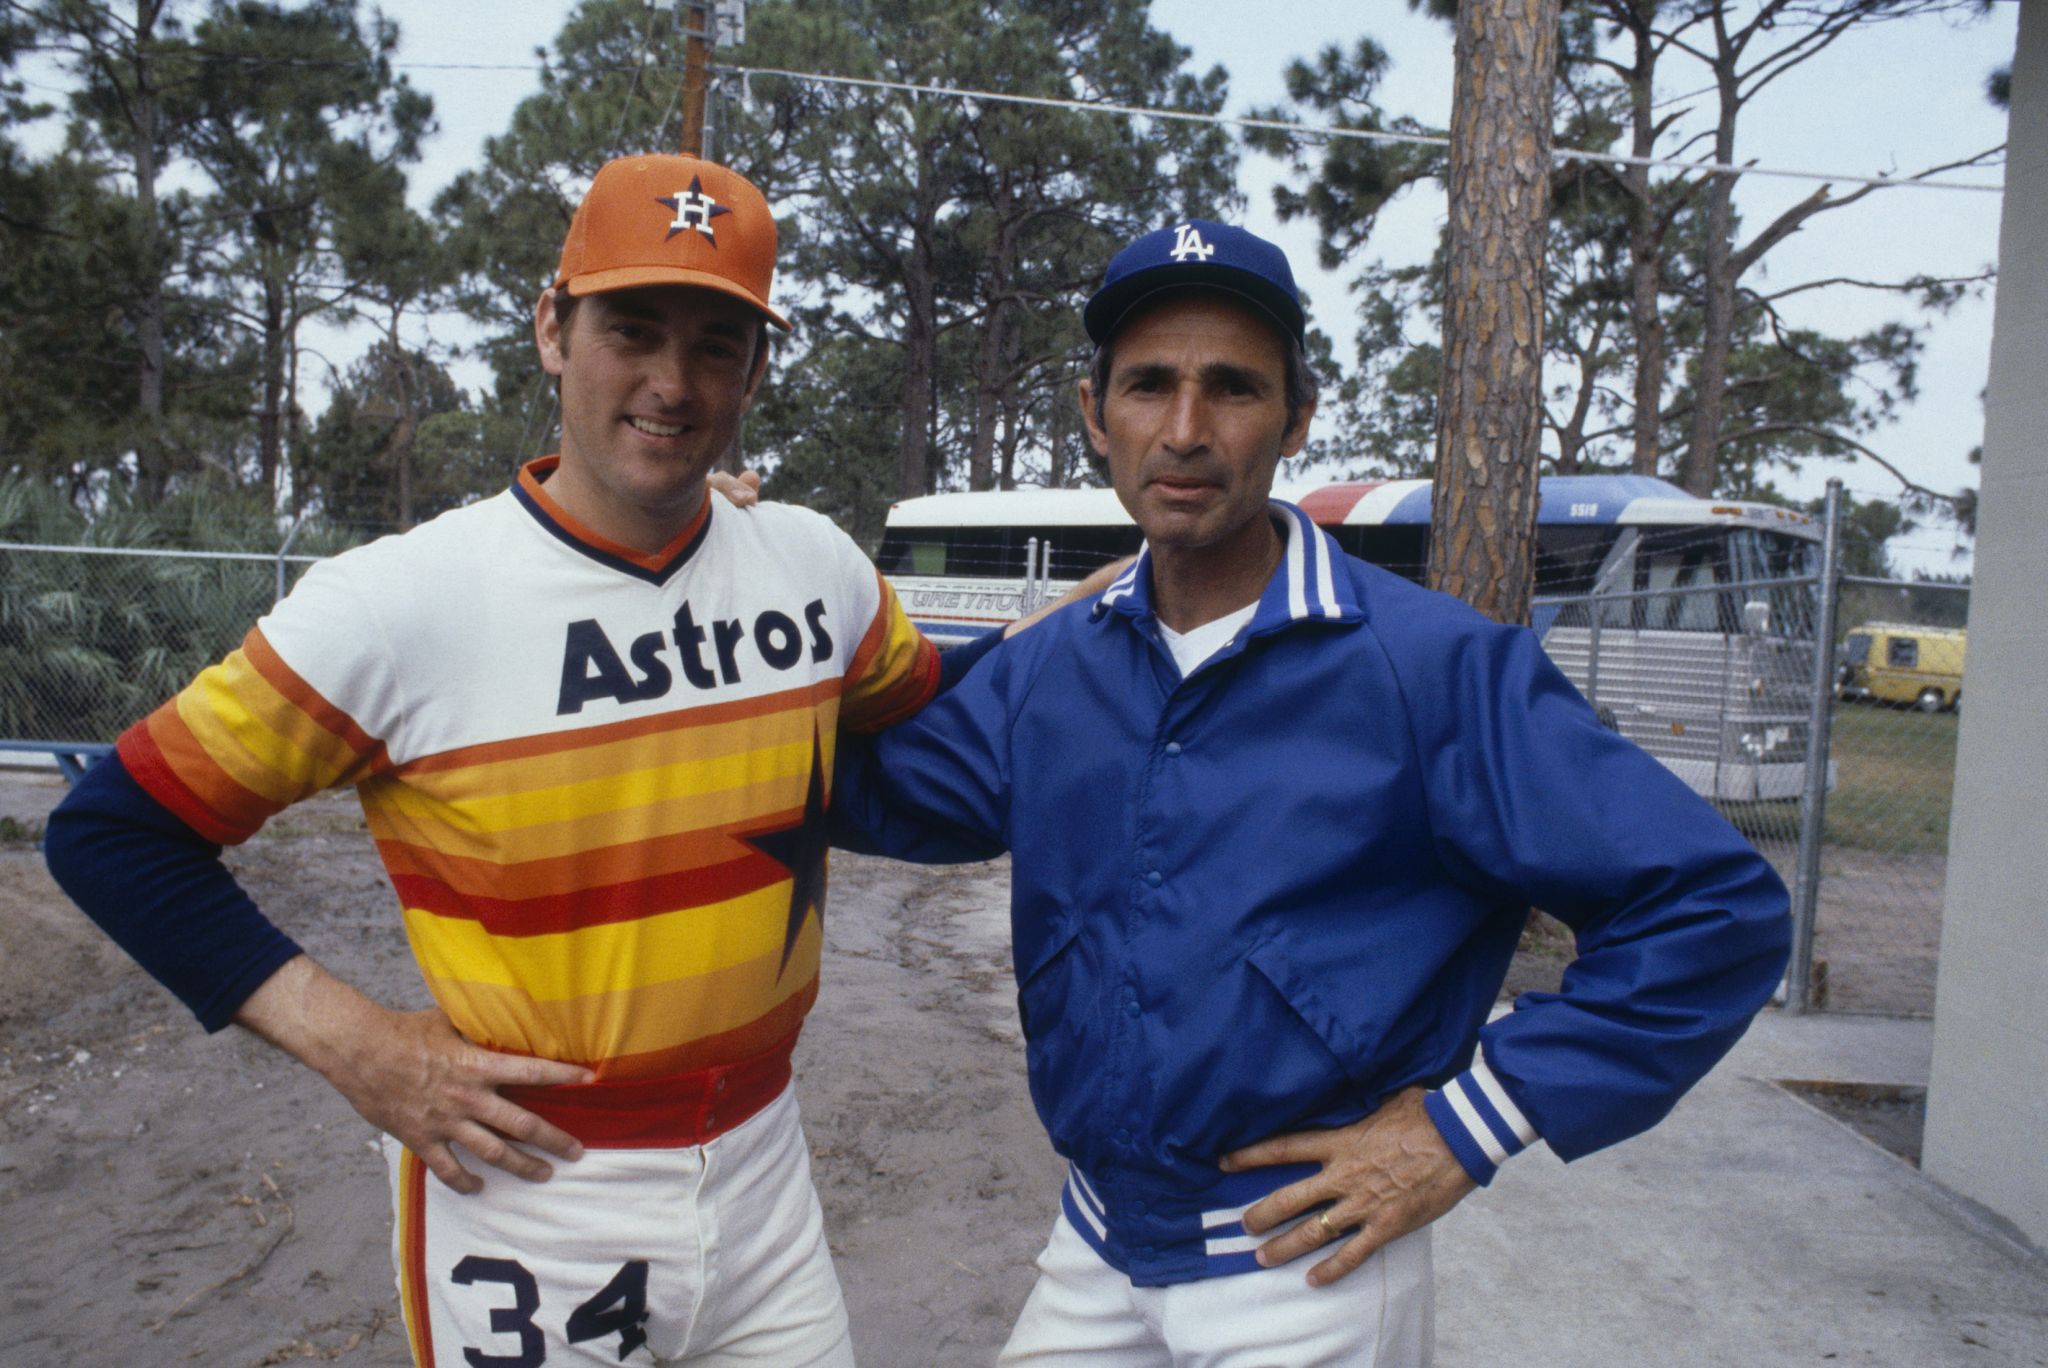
[834,502,1790,1286]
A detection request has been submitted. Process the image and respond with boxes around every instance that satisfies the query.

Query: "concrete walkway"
[1437,1010,2047,1367]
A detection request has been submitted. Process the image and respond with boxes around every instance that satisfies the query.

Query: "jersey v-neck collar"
[512,455,713,586]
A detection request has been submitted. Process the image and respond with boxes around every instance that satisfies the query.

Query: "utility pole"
[679,2,711,156]
[680,2,746,159]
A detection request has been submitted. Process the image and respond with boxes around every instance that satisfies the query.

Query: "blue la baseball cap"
[1083,219,1306,348]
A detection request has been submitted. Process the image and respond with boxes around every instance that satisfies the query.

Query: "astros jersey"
[117,458,939,1080]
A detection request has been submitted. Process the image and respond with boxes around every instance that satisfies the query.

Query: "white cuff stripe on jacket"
[1443,1078,1511,1166]
[1470,1052,1537,1144]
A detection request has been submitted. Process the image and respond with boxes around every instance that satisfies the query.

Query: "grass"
[1822,703,1959,855]
[1718,702,1959,857]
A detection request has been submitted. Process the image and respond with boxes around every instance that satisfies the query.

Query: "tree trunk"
[1682,32,1742,498]
[1684,167,1737,496]
[1621,6,1666,477]
[131,0,168,497]
[997,383,1022,490]
[968,294,1008,491]
[259,269,286,497]
[385,320,419,530]
[897,244,937,499]
[968,184,1016,492]
[1428,0,1557,627]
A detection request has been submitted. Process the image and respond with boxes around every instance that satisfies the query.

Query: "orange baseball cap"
[552,153,791,331]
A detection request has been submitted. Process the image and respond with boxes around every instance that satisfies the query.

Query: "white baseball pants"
[998,1209,1434,1367]
[382,1084,853,1367]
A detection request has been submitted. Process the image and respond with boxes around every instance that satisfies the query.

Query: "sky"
[30,0,2019,575]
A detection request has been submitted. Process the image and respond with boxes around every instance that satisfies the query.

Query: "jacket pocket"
[1244,938,1375,1090]
[1015,915,1083,1042]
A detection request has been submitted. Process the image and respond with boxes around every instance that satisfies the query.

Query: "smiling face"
[534,283,769,552]
[1080,290,1313,566]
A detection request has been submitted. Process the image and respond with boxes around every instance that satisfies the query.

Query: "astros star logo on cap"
[657,176,733,244]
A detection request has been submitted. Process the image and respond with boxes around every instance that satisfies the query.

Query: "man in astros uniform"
[45,154,945,1366]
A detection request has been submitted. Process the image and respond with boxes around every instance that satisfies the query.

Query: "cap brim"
[1085,265,1303,347]
[561,265,792,331]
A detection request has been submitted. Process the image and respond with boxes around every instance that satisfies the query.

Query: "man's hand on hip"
[1221,1087,1476,1287]
[234,954,594,1194]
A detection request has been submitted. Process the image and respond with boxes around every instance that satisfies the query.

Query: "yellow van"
[1837,623,1966,713]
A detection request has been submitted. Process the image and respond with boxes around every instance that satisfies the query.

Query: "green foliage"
[1262,1,1980,506]
[171,0,435,495]
[437,0,1239,497]
[751,320,906,547]
[1244,38,1441,271]
[302,343,502,532]
[1827,494,1909,580]
[4,0,435,505]
[0,473,327,741]
[1986,63,2011,109]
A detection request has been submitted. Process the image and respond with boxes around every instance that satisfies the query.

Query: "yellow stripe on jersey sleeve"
[173,656,356,805]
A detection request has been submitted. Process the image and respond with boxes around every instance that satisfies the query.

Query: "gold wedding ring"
[1316,1209,1338,1239]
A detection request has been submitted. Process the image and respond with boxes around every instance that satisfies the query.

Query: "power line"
[17,41,2005,193]
[721,64,2004,195]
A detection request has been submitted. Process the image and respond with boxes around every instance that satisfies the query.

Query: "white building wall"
[1922,0,2048,1251]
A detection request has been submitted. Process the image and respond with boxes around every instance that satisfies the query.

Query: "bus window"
[1534,525,1619,596]
[1641,551,1721,630]
[1328,525,1429,584]
[1729,527,1817,583]
[1047,525,1144,578]
[877,532,941,576]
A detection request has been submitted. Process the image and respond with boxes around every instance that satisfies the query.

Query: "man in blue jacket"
[835,220,1792,1364]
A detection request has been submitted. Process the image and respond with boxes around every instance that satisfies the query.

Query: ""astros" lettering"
[555,599,833,715]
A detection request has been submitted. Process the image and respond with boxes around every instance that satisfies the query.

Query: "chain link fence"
[2,494,1964,1016]
[1810,576,1969,1016]
[0,543,319,746]
[1535,507,1963,1018]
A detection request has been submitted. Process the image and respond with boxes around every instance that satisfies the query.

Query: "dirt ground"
[0,768,1945,1366]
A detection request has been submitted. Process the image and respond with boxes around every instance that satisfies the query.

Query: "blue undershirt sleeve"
[42,753,302,1033]
[934,626,1006,693]
[832,618,1042,864]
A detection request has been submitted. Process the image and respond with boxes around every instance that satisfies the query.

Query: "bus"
[877,475,1825,802]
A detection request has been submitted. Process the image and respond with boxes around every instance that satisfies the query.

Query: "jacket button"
[1164,741,1182,757]
[1145,870,1163,887]
[1113,1128,1132,1147]
[1124,1000,1141,1018]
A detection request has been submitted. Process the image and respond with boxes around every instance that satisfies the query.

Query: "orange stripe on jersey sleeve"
[840,571,940,733]
[117,709,252,846]
[116,628,385,843]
